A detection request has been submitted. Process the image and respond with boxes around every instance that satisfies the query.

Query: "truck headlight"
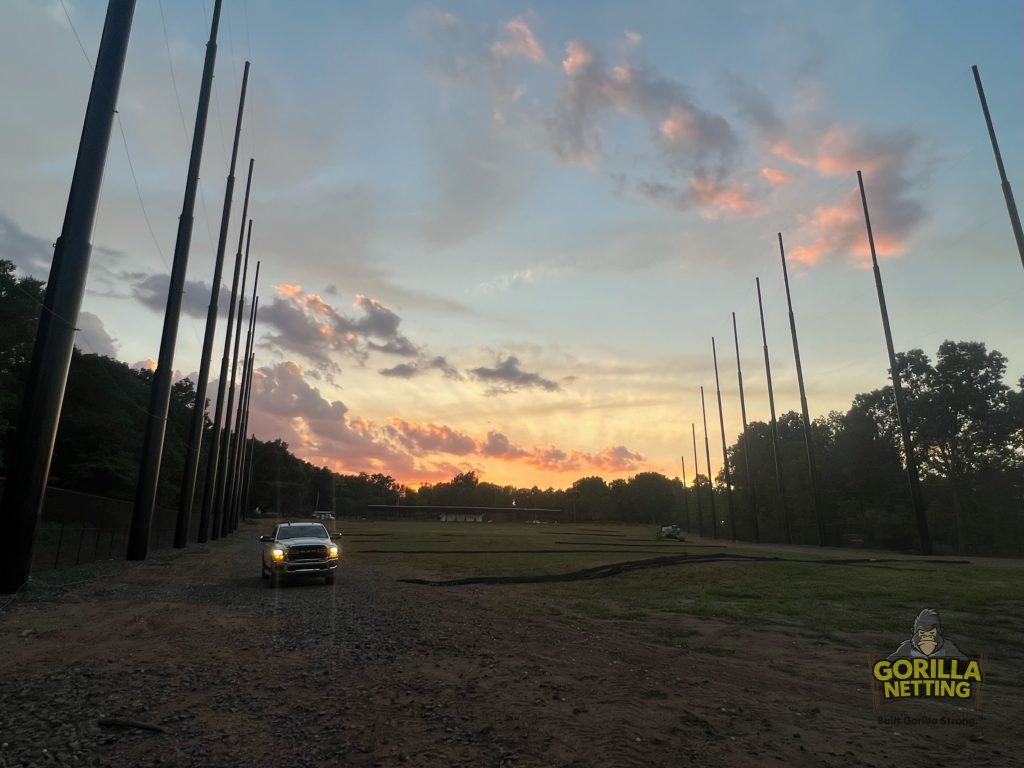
[328,545,339,557]
[272,548,285,561]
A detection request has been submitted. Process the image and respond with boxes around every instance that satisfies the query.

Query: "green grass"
[339,520,1024,663]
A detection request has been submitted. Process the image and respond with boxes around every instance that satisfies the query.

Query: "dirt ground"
[1,528,1021,768]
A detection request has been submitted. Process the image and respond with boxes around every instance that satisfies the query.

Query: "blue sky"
[1,0,1022,487]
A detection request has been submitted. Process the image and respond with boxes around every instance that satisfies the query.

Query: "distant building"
[364,504,562,523]
[439,512,484,523]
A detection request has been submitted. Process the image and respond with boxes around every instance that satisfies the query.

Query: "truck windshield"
[277,525,328,540]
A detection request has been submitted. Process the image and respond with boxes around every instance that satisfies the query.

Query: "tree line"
[2,259,1021,555]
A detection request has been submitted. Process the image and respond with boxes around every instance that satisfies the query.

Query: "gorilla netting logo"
[870,609,986,708]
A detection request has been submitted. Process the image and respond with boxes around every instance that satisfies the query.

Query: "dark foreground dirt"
[1,530,1021,768]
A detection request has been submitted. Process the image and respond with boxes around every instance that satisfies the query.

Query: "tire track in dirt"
[399,553,972,586]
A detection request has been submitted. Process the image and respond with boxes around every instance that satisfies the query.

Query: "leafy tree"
[0,259,45,467]
[571,476,612,521]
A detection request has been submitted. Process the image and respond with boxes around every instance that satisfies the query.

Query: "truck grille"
[287,545,327,561]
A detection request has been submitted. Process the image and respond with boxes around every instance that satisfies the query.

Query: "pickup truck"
[260,522,340,586]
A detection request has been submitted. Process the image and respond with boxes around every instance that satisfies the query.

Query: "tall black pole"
[219,231,252,536]
[215,220,253,538]
[712,337,737,540]
[228,282,259,531]
[178,60,250,548]
[128,0,223,561]
[226,352,250,532]
[733,312,759,543]
[691,424,704,538]
[0,0,136,593]
[234,350,256,526]
[857,171,932,555]
[229,335,255,531]
[972,65,1024,271]
[201,159,254,542]
[700,386,717,539]
[235,430,252,524]
[243,433,257,521]
[680,454,690,532]
[757,277,791,544]
[778,233,827,547]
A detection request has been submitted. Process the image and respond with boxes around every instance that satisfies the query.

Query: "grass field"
[336,520,1024,671]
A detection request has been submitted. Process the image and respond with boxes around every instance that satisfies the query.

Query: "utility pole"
[129,0,223,560]
[756,278,790,544]
[227,277,259,532]
[0,0,136,593]
[778,233,827,547]
[972,65,1024,271]
[680,455,690,533]
[215,220,253,538]
[733,312,759,542]
[712,337,737,540]
[178,60,250,548]
[691,424,704,538]
[857,171,932,555]
[235,351,256,527]
[243,433,257,521]
[226,350,250,531]
[200,160,253,542]
[237,431,253,522]
[700,386,717,539]
[228,284,258,531]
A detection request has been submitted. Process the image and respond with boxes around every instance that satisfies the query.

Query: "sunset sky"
[2,1,1022,489]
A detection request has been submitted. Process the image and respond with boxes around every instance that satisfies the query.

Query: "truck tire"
[324,572,335,585]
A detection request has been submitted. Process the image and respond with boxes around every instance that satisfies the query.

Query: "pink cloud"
[478,430,529,459]
[689,174,761,219]
[247,361,406,473]
[585,445,645,472]
[788,126,923,266]
[492,17,545,63]
[387,418,477,455]
[562,40,595,76]
[761,166,794,185]
[769,138,813,167]
[261,286,418,366]
[659,107,698,143]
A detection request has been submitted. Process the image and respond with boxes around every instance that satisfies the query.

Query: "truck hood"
[278,537,332,546]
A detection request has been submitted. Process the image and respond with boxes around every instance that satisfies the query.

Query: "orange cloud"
[276,283,303,298]
[386,420,648,477]
[769,138,813,167]
[789,188,913,268]
[786,125,923,266]
[761,166,794,185]
[303,292,339,318]
[689,174,760,219]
